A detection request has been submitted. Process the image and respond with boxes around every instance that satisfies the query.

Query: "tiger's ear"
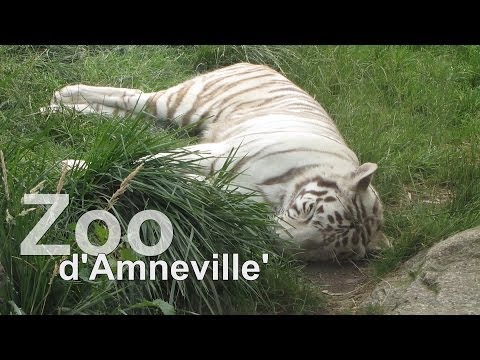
[351,163,377,191]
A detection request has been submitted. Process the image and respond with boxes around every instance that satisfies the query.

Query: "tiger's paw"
[40,102,95,115]
[60,159,89,171]
[40,85,96,115]
[183,173,207,182]
[39,104,62,114]
[366,232,392,256]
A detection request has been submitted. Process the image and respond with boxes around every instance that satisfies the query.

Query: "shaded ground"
[304,260,379,314]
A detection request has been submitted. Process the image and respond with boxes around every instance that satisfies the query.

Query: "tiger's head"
[277,163,390,262]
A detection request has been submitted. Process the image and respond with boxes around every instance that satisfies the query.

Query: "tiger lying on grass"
[41,62,390,261]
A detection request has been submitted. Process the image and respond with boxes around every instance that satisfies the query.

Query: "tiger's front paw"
[183,173,207,182]
[60,159,88,171]
[366,231,392,255]
[40,85,91,115]
[49,85,84,106]
[39,104,62,114]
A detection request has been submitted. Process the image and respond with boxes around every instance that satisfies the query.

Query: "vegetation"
[1,45,479,314]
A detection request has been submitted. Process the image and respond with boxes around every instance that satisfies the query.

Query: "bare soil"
[303,260,379,314]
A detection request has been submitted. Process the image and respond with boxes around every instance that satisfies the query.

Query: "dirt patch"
[402,185,454,206]
[303,260,379,314]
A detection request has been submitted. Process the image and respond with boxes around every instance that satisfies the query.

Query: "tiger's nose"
[366,231,392,253]
[376,231,391,248]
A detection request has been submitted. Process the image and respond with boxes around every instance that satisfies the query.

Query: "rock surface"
[362,227,480,314]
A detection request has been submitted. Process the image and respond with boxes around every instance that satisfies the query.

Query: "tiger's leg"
[137,142,234,176]
[40,84,159,117]
[41,63,283,129]
[64,142,234,177]
[42,64,278,174]
[42,84,233,175]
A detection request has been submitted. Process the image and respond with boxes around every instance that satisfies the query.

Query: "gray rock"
[362,226,480,315]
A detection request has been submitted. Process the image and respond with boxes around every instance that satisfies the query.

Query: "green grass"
[1,45,480,314]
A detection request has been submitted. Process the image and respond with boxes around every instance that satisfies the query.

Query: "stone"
[362,226,480,314]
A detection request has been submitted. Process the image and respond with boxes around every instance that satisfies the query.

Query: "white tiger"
[41,62,390,261]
